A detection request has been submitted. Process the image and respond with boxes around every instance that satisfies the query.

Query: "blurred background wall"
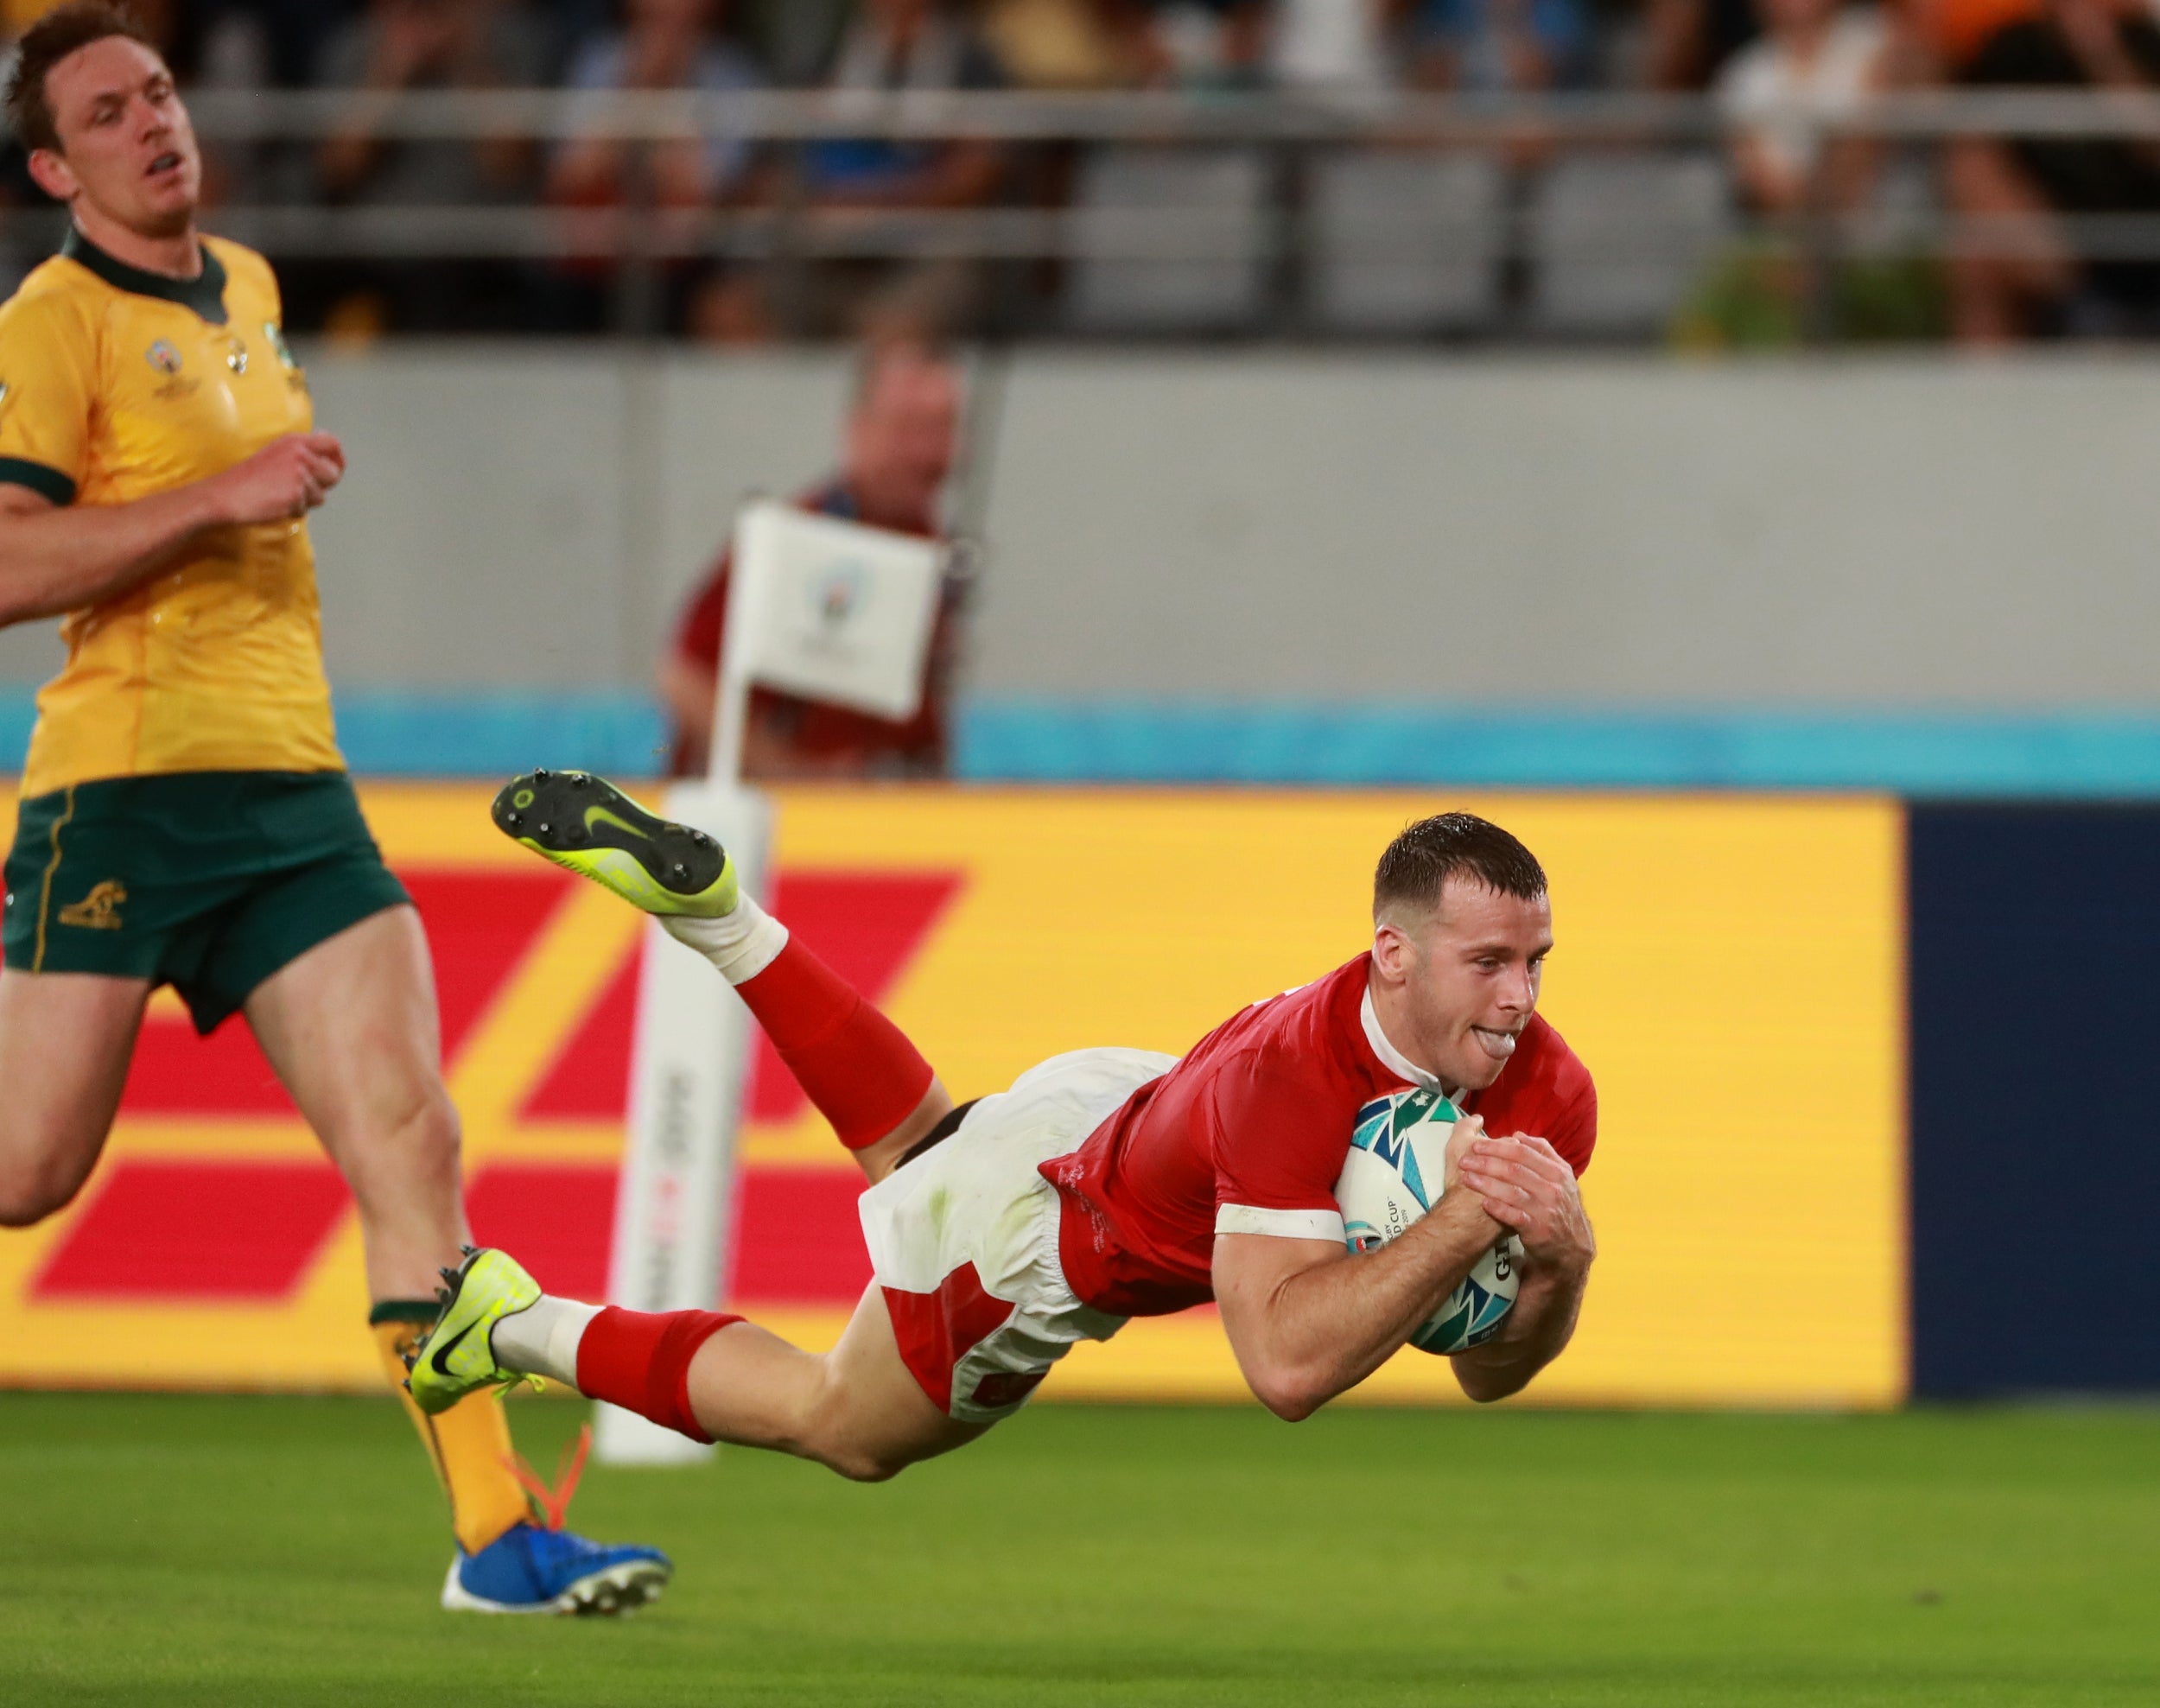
[5,347,2157,706]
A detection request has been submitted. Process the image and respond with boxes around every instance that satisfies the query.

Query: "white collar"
[1361,985,1440,1091]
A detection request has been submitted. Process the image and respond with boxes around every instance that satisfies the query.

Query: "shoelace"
[503,1423,592,1533]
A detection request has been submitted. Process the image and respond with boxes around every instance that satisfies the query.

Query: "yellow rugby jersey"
[0,228,342,797]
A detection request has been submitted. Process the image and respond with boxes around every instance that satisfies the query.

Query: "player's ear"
[1371,915,1414,981]
[25,148,79,206]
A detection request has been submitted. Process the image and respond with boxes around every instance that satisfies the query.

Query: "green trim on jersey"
[60,225,230,326]
[0,455,75,505]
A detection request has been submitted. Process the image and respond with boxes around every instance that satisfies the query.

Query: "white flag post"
[594,499,948,1465]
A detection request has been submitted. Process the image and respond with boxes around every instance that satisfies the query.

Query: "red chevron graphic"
[32,1160,354,1301]
[457,1163,874,1306]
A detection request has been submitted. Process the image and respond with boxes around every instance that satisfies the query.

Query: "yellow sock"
[372,1305,533,1555]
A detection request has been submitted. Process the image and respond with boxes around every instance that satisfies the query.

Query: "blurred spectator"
[742,0,853,83]
[1946,0,2160,339]
[803,0,1006,200]
[1098,0,1267,87]
[554,0,762,203]
[1902,0,2040,76]
[206,0,367,87]
[313,0,550,331]
[547,0,766,334]
[1267,0,1399,92]
[1678,0,1944,348]
[1407,0,1590,89]
[980,0,1132,86]
[786,0,1010,339]
[1714,0,1887,215]
[1643,0,1760,86]
[319,2,544,200]
[660,340,966,779]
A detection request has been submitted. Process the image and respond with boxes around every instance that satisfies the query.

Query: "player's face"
[34,37,201,239]
[848,358,960,521]
[1392,879,1553,1093]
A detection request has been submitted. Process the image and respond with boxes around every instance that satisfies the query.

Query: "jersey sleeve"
[0,290,96,506]
[1543,1071,1597,1177]
[1204,1051,1350,1244]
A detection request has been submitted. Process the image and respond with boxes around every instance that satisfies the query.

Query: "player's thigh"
[0,970,150,1221]
[809,1285,989,1476]
[244,904,451,1152]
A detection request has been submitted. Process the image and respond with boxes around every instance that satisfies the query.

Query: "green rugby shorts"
[2,770,411,1033]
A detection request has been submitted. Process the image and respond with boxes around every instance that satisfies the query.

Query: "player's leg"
[411,1064,1139,1483]
[240,906,462,1301]
[417,1254,983,1483]
[493,769,950,1184]
[242,906,525,1542]
[0,779,164,1222]
[658,1285,985,1480]
[719,926,953,1184]
[239,899,667,1612]
[0,970,149,1224]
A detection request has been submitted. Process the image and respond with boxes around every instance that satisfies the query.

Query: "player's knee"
[824,1447,909,1484]
[798,1406,917,1483]
[376,1083,462,1174]
[411,1087,462,1166]
[0,1183,67,1228]
[0,1148,93,1227]
[340,1083,461,1220]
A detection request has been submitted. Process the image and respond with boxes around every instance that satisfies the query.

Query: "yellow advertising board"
[0,784,1905,1409]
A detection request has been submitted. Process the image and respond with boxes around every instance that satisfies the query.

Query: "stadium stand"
[2,0,2155,346]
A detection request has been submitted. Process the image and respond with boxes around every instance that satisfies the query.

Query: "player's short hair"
[1373,813,1547,918]
[4,2,159,156]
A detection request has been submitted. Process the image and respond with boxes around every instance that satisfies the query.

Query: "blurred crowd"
[3,0,2158,343]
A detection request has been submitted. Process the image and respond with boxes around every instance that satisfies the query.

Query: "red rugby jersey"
[1040,955,1597,1318]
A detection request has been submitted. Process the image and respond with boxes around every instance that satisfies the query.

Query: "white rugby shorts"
[858,1046,1174,1425]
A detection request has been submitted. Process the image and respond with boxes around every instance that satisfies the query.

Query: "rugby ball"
[1335,1087,1523,1355]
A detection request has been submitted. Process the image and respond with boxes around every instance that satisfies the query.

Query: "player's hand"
[1440,1113,1486,1194]
[1455,1133,1594,1277]
[204,432,346,526]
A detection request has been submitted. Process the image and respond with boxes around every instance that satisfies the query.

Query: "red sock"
[736,938,935,1150]
[575,1307,743,1444]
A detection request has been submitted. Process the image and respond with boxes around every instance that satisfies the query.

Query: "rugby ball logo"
[1335,1087,1524,1355]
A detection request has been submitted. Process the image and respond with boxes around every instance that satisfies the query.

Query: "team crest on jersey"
[224,340,248,375]
[145,340,182,375]
[57,880,127,931]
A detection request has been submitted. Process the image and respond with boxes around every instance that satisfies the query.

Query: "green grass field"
[2,1394,2156,1706]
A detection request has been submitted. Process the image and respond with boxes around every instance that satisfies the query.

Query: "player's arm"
[1214,1114,1504,1421]
[0,434,346,627]
[1447,1132,1596,1403]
